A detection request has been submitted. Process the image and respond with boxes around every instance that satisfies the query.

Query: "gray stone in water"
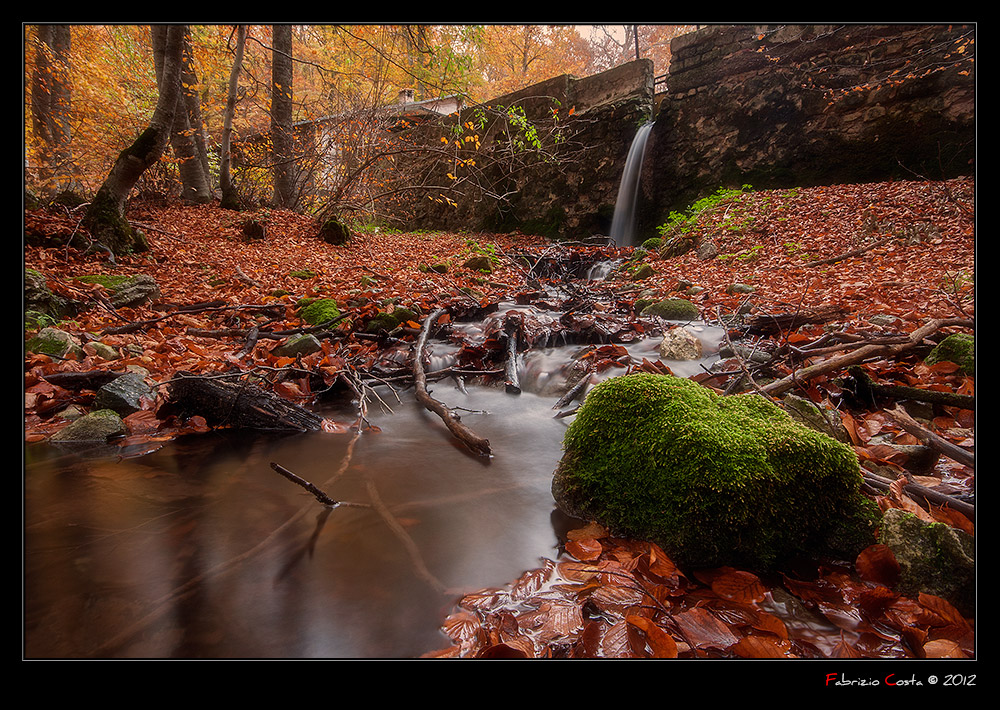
[658,327,703,360]
[94,372,154,417]
[50,409,126,443]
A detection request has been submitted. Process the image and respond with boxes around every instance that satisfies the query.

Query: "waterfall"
[609,122,653,247]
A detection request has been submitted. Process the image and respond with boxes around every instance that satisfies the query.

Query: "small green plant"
[657,184,754,239]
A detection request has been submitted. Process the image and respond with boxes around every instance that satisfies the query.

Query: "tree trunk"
[83,25,186,256]
[154,26,211,203]
[30,25,75,196]
[270,24,296,208]
[220,25,247,210]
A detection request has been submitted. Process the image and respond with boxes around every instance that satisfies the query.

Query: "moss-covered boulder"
[925,332,974,375]
[298,298,341,326]
[552,373,879,568]
[50,409,126,443]
[640,298,700,321]
[878,508,974,616]
[74,274,160,308]
[364,306,419,334]
[26,327,84,359]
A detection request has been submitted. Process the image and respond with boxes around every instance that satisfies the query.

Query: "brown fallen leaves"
[425,523,973,659]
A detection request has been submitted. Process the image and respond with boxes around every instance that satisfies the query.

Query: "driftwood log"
[413,309,492,458]
[165,371,325,431]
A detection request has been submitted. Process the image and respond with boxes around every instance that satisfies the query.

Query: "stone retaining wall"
[403,24,974,241]
[640,24,975,233]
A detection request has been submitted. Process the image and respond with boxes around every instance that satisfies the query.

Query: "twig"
[270,462,341,507]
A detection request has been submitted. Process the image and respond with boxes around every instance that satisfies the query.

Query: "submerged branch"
[413,308,492,458]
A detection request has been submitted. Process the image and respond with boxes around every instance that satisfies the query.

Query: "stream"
[24,297,726,658]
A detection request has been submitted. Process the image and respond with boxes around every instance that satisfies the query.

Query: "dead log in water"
[413,309,492,458]
[165,371,326,431]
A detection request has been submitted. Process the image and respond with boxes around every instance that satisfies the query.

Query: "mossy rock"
[298,298,341,325]
[364,306,418,334]
[552,373,879,568]
[50,409,126,443]
[640,298,700,321]
[925,333,974,375]
[878,508,974,616]
[74,274,161,308]
[26,327,83,359]
[318,217,352,245]
[640,237,663,251]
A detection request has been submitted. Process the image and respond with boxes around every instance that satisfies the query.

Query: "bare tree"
[270,24,296,208]
[220,25,248,210]
[30,24,75,196]
[82,24,186,256]
[154,26,212,203]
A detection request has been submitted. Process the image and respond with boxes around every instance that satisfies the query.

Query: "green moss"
[554,373,879,568]
[74,274,133,289]
[640,298,700,321]
[298,298,341,325]
[925,333,974,375]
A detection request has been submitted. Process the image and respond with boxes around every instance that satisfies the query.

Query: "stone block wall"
[641,24,975,231]
[400,24,974,242]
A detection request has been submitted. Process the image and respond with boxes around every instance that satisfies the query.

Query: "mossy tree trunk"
[82,24,186,256]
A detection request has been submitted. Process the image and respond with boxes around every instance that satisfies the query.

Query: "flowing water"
[609,122,654,247]
[24,299,726,658]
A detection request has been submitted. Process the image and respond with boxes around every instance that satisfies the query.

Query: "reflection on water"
[25,387,577,659]
[24,329,723,659]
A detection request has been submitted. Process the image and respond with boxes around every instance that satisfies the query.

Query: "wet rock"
[26,327,83,359]
[878,508,974,617]
[93,372,154,417]
[273,334,323,357]
[463,255,493,273]
[781,393,852,444]
[658,327,703,360]
[925,333,974,375]
[50,409,126,443]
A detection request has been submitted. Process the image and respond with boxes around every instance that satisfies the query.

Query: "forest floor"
[24,176,976,660]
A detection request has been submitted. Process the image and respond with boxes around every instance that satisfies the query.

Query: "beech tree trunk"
[154,26,212,203]
[220,25,247,210]
[83,25,186,256]
[270,24,296,208]
[30,25,75,195]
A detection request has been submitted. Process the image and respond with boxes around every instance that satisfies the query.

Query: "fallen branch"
[801,234,897,268]
[760,318,973,397]
[413,309,492,458]
[883,404,975,469]
[848,365,975,410]
[862,469,974,518]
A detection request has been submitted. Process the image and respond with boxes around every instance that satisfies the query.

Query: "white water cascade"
[609,121,654,247]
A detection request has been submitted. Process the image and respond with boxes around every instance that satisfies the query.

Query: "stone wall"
[402,24,974,242]
[400,60,655,240]
[640,24,975,233]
